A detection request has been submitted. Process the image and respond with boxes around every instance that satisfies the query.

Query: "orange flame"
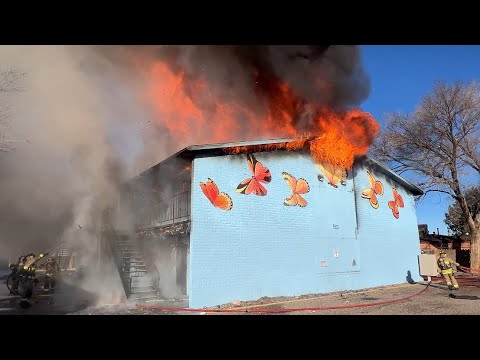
[146,61,379,169]
[309,109,379,169]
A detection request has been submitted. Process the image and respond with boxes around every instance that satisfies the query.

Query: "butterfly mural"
[282,172,310,207]
[316,162,348,188]
[388,188,404,219]
[236,153,271,196]
[361,170,384,209]
[199,178,233,211]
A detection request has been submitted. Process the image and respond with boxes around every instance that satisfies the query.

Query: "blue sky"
[360,45,480,235]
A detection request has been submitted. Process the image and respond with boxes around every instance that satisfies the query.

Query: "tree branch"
[371,80,480,239]
[0,68,25,151]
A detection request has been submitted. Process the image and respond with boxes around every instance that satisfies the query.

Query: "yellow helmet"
[439,249,446,255]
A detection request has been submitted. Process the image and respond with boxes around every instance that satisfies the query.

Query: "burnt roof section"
[131,138,423,196]
[132,138,293,180]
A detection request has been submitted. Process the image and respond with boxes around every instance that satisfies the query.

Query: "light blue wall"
[189,151,421,308]
[353,159,422,289]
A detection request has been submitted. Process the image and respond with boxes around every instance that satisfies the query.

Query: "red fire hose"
[431,265,480,288]
[458,265,480,276]
[135,266,480,313]
[135,282,432,314]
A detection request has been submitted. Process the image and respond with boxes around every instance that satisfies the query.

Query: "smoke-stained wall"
[189,151,421,308]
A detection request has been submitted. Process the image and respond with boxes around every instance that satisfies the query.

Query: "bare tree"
[445,186,480,236]
[371,81,480,270]
[0,69,24,152]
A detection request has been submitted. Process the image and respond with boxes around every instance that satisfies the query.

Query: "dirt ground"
[128,272,480,315]
[71,273,480,315]
[2,273,480,315]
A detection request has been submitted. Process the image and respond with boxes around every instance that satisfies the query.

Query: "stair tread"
[131,286,156,289]
[130,292,158,295]
[130,296,159,301]
[130,292,158,296]
[122,263,146,266]
[122,264,145,266]
[130,291,158,295]
[125,266,147,269]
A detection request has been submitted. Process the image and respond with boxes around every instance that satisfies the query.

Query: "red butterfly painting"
[199,178,233,211]
[236,153,271,196]
[388,188,404,219]
[282,172,310,207]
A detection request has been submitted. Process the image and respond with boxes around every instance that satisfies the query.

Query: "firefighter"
[9,254,30,295]
[12,253,38,307]
[44,256,59,292]
[9,262,20,295]
[437,249,460,290]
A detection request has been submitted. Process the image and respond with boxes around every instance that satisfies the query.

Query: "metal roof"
[360,156,423,196]
[133,138,293,180]
[187,138,293,151]
[133,138,423,196]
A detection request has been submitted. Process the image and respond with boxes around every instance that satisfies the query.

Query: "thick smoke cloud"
[0,46,174,303]
[103,45,372,147]
[127,45,370,111]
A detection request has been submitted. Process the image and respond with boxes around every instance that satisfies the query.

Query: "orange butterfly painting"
[282,172,310,207]
[236,153,271,196]
[361,170,384,209]
[199,178,233,211]
[388,188,404,219]
[316,162,348,188]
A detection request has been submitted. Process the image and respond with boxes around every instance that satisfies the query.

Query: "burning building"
[91,45,425,307]
[106,138,423,308]
[0,45,426,308]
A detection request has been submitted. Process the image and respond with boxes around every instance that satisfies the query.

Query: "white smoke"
[0,45,172,305]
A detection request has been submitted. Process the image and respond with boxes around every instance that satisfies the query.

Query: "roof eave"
[129,139,424,197]
[363,156,424,196]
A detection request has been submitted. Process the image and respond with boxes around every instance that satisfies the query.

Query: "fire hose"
[135,282,431,314]
[6,246,60,294]
[458,265,480,276]
[431,265,480,288]
[136,266,480,313]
